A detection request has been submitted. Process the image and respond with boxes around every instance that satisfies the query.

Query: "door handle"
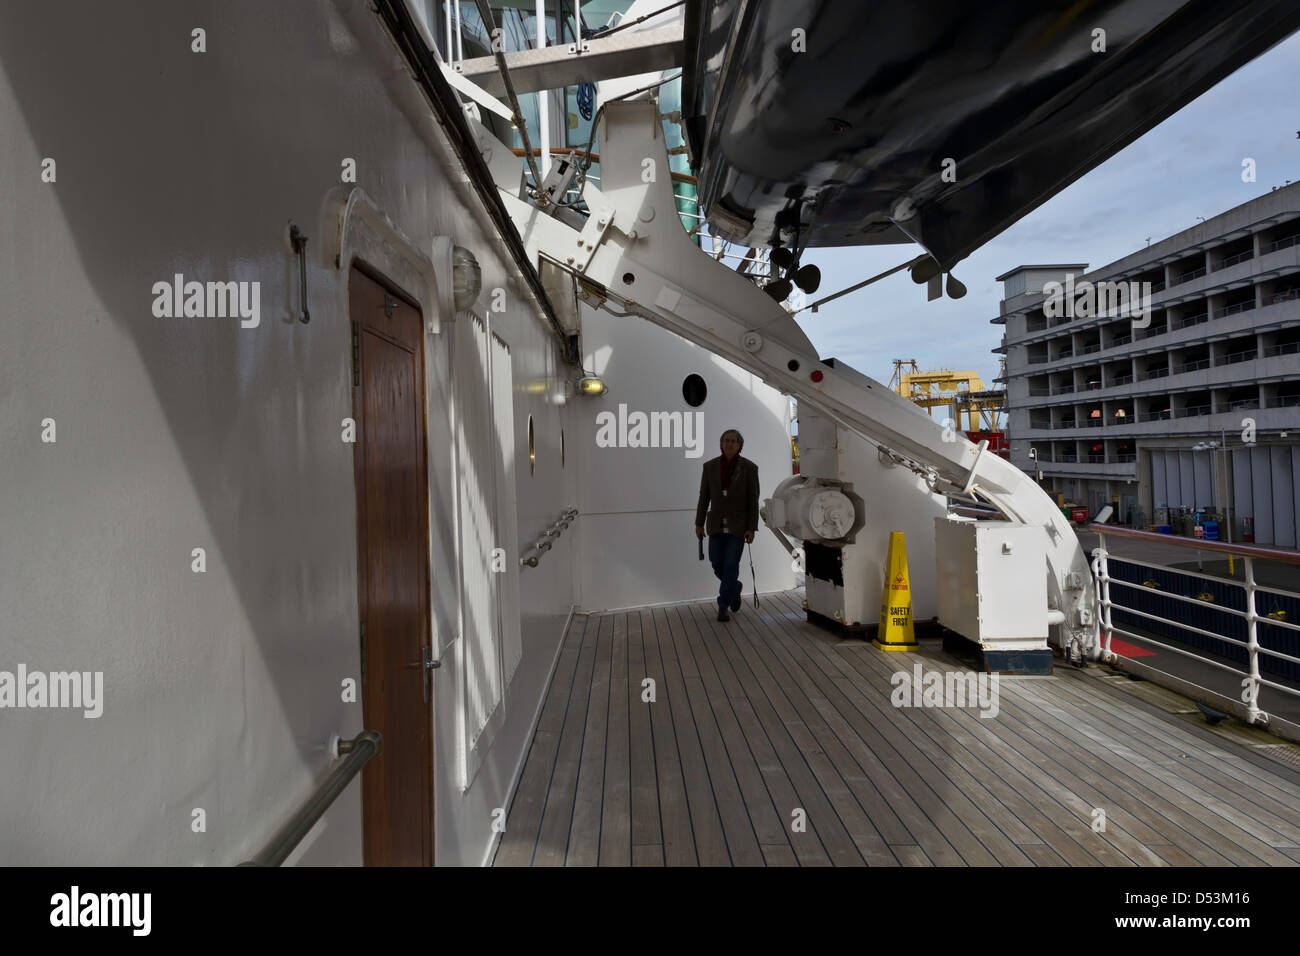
[406,645,441,703]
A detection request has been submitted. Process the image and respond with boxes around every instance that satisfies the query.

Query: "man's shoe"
[730,582,743,613]
[717,607,730,622]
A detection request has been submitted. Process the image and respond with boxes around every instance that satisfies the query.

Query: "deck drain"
[1253,744,1300,770]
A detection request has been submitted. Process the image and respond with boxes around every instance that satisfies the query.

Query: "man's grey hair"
[720,429,744,451]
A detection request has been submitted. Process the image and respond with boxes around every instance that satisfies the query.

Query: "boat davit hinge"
[351,321,361,387]
[571,205,614,273]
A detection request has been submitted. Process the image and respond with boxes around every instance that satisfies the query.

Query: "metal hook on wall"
[289,222,310,323]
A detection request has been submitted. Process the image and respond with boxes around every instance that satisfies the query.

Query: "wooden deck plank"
[534,613,590,736]
[1043,673,1300,836]
[532,611,601,866]
[610,610,628,680]
[1008,676,1300,863]
[761,843,799,867]
[718,658,868,866]
[771,597,1131,869]
[1046,670,1300,806]
[823,679,1111,868]
[495,614,591,867]
[728,697,833,866]
[625,608,661,849]
[814,630,1212,867]
[810,642,1112,868]
[890,845,935,867]
[744,594,1010,866]
[599,614,632,867]
[704,605,891,866]
[763,594,1043,847]
[683,675,766,866]
[500,588,1300,867]
[567,614,613,866]
[650,606,731,865]
[792,648,1044,863]
[1019,843,1069,867]
[640,608,699,867]
[1147,844,1203,866]
[712,602,920,850]
[706,602,882,865]
[979,677,1265,865]
[666,605,766,864]
[765,592,1152,867]
[493,730,559,867]
[632,844,664,867]
[676,603,791,847]
[1008,677,1299,863]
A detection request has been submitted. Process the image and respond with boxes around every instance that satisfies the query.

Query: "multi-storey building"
[995,182,1300,546]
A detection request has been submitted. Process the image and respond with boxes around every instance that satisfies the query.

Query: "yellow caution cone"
[875,531,918,651]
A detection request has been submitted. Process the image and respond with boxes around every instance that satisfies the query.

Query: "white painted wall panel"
[572,303,797,610]
[458,314,502,754]
[491,331,523,685]
[0,1,577,867]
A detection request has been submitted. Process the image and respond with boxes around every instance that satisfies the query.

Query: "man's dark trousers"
[708,532,744,610]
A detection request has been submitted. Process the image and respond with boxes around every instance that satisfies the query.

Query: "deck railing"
[1088,525,1300,727]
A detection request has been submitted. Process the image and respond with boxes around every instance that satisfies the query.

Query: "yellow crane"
[888,359,1005,431]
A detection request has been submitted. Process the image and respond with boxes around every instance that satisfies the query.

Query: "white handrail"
[1090,525,1300,726]
[520,508,579,568]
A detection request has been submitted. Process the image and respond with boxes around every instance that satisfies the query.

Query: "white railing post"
[1092,533,1114,661]
[1243,556,1262,724]
[536,0,550,180]
[454,0,464,67]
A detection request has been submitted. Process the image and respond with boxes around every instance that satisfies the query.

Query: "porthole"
[529,415,535,475]
[682,373,707,407]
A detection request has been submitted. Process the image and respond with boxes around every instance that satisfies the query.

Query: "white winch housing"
[765,475,860,544]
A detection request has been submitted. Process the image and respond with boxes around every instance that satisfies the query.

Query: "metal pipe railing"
[521,508,579,568]
[239,730,382,866]
[1088,524,1300,726]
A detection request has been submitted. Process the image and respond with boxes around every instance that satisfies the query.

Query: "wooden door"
[350,264,434,866]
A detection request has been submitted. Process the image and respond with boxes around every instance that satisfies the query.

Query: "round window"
[682,374,707,407]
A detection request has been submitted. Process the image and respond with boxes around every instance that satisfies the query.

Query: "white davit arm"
[477,100,1098,659]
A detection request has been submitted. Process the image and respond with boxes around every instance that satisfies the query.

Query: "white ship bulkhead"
[0,0,563,867]
[0,0,802,867]
[572,302,796,612]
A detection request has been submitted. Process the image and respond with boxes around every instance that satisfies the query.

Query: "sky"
[789,30,1300,393]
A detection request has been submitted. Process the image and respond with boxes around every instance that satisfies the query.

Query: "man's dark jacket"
[695,454,760,537]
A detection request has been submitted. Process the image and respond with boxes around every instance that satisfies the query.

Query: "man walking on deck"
[695,429,759,621]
